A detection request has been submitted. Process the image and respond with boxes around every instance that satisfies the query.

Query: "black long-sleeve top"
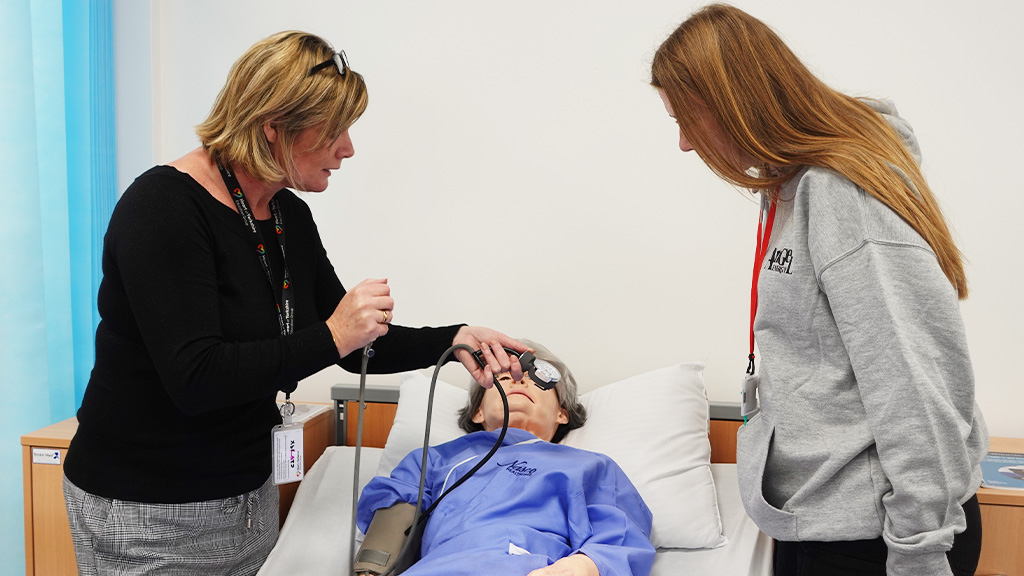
[64,166,461,503]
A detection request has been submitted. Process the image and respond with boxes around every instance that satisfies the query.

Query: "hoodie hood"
[861,98,922,164]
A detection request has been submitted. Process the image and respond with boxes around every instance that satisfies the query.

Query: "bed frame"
[328,383,743,463]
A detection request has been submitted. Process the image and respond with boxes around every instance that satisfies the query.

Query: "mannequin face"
[472,372,568,442]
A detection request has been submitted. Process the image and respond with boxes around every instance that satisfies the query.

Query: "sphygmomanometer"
[349,344,561,576]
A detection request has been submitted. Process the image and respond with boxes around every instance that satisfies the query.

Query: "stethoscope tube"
[349,344,374,574]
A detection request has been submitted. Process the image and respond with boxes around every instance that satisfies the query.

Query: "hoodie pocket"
[865,445,890,526]
[737,413,798,540]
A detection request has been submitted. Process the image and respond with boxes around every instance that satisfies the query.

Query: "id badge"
[272,423,304,485]
[740,374,760,419]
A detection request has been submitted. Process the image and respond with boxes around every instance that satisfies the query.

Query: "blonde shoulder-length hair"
[651,4,967,299]
[196,31,368,189]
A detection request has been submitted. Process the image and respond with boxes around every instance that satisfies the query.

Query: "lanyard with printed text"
[218,164,297,403]
[746,194,777,376]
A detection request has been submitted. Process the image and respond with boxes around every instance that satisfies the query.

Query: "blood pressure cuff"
[354,502,421,576]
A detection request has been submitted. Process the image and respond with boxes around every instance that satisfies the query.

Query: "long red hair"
[651,4,967,298]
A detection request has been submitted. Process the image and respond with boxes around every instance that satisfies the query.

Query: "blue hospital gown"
[357,429,655,576]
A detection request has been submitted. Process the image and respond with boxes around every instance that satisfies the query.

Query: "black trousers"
[773,494,982,576]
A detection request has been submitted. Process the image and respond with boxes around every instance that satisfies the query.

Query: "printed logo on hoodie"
[764,247,795,275]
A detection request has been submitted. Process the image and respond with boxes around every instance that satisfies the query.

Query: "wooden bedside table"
[976,436,1024,576]
[21,417,78,576]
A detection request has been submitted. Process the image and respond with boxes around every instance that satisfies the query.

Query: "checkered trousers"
[63,475,279,575]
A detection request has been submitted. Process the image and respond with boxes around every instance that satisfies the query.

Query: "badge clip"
[740,373,760,420]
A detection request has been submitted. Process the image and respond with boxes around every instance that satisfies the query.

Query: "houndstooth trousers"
[63,475,279,576]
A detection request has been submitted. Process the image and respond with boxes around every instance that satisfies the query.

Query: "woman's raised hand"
[452,326,530,387]
[325,278,393,358]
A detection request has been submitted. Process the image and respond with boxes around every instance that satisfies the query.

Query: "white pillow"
[563,362,725,549]
[374,371,467,477]
[375,363,726,549]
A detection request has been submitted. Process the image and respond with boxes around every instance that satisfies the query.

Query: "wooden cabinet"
[976,437,1024,576]
[21,417,78,576]
[20,403,334,576]
[331,382,401,447]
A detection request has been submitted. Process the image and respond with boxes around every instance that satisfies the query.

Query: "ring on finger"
[381,310,389,323]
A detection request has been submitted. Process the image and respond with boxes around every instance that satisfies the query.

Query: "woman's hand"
[452,326,529,387]
[527,554,599,576]
[325,278,393,358]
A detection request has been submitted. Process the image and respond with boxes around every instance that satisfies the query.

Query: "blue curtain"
[0,0,115,572]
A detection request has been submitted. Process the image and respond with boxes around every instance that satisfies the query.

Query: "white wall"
[113,0,152,197]
[118,0,1023,438]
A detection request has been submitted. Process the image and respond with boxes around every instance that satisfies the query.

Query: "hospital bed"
[258,362,773,576]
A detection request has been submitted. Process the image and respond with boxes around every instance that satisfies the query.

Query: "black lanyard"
[218,164,295,341]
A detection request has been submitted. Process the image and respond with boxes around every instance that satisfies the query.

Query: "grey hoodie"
[736,100,988,576]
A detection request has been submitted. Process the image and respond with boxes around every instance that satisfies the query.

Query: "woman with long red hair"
[652,5,988,576]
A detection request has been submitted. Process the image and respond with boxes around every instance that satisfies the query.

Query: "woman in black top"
[63,31,526,575]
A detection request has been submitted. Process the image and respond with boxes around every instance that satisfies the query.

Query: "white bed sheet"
[258,446,771,576]
[651,464,772,576]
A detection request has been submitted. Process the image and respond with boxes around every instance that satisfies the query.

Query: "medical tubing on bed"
[349,343,374,575]
[374,344,510,576]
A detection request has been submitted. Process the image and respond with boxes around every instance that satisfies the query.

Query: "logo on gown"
[496,460,537,477]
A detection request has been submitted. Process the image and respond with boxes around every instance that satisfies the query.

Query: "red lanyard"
[747,195,777,375]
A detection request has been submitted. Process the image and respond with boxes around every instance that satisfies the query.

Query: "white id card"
[272,423,304,485]
[740,373,760,418]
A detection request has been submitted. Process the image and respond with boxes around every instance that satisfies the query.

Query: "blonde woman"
[651,5,988,576]
[63,31,526,575]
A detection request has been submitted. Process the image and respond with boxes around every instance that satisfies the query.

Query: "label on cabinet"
[32,448,61,465]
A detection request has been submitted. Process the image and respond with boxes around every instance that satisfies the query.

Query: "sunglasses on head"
[308,50,349,77]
